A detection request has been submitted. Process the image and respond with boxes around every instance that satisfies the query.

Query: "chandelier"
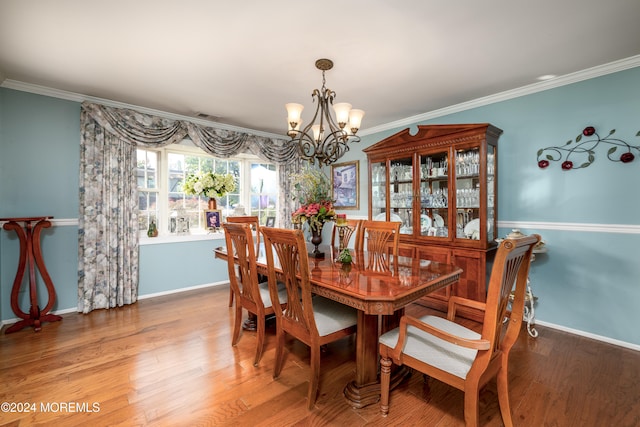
[286,58,365,166]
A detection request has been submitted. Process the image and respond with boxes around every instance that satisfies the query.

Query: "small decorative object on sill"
[537,126,640,170]
[232,204,247,216]
[147,220,158,237]
[208,198,217,210]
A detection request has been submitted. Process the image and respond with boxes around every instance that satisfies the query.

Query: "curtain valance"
[81,101,298,163]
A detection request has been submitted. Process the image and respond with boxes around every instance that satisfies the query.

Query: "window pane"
[137,149,159,233]
[250,163,277,225]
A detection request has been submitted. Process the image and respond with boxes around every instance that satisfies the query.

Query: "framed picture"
[170,216,190,235]
[331,160,359,209]
[204,210,221,229]
[265,216,276,227]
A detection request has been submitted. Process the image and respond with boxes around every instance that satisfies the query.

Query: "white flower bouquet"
[182,171,236,198]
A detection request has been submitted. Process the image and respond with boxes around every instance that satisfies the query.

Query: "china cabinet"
[364,123,502,321]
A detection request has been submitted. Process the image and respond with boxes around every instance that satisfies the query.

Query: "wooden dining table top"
[214,244,462,316]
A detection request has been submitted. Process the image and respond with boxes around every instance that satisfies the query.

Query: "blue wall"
[0,88,229,321]
[2,65,639,346]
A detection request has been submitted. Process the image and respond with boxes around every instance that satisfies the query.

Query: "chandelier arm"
[320,88,342,134]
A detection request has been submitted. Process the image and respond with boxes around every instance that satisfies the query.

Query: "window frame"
[137,141,278,239]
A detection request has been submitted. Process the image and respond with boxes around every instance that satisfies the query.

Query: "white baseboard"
[535,319,640,352]
[136,281,227,300]
[1,281,228,327]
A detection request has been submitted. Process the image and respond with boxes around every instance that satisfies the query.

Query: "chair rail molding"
[499,220,640,234]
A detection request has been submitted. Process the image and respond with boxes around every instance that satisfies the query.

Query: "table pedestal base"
[343,366,412,408]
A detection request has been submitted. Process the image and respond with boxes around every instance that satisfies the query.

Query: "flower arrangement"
[182,171,236,198]
[291,168,335,232]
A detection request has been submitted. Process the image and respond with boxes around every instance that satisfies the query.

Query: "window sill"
[140,230,225,245]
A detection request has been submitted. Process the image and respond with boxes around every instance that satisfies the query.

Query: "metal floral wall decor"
[537,126,640,170]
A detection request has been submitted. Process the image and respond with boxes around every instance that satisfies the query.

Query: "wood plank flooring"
[1,285,638,426]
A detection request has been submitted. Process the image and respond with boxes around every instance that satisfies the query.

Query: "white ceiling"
[1,0,640,137]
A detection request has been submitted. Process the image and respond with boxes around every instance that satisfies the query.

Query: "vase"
[208,198,217,210]
[310,223,325,258]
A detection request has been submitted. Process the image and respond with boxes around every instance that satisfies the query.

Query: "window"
[137,150,159,232]
[136,143,278,236]
[167,151,241,229]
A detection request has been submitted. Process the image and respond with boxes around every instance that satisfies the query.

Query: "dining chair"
[331,218,362,250]
[378,233,540,426]
[355,220,400,271]
[260,227,358,409]
[222,222,286,367]
[226,215,261,307]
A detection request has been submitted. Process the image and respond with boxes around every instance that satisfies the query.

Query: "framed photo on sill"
[331,160,359,209]
[204,210,221,229]
[170,215,190,235]
[265,216,276,227]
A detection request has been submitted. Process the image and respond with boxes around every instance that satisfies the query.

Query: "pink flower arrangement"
[290,168,335,232]
[292,201,335,232]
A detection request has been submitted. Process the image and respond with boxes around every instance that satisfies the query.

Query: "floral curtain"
[79,102,300,313]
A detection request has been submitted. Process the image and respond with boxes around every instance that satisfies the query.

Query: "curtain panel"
[78,102,299,313]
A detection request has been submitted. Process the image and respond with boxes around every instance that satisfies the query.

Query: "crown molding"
[360,55,640,136]
[0,79,286,140]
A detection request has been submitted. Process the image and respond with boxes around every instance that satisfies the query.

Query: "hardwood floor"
[1,285,638,426]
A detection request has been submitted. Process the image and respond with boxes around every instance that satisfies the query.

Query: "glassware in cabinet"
[454,147,481,241]
[419,151,449,238]
[370,161,387,219]
[486,144,497,243]
[389,158,413,235]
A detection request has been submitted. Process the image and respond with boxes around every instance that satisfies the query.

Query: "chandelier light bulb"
[332,103,352,128]
[285,103,304,127]
[348,109,365,133]
[311,124,323,142]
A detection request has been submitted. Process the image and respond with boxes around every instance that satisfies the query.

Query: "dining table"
[214,243,462,408]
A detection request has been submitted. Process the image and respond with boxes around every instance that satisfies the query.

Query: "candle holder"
[335,214,352,251]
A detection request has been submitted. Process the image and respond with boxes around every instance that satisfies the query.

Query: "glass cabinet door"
[486,144,496,243]
[419,151,449,238]
[370,161,387,220]
[454,147,481,240]
[389,158,413,235]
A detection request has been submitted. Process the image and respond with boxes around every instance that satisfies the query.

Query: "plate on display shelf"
[463,218,480,239]
[374,212,403,223]
[433,213,445,228]
[420,214,432,233]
